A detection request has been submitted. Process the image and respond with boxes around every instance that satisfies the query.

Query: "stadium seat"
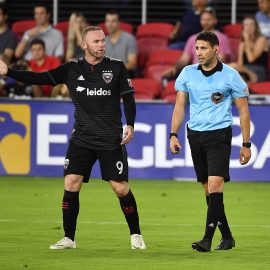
[248,81,270,94]
[12,20,36,41]
[223,23,242,38]
[136,23,174,67]
[228,38,240,62]
[160,80,176,103]
[144,49,183,82]
[132,78,162,99]
[98,22,133,35]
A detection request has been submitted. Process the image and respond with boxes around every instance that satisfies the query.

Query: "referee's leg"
[110,180,146,249]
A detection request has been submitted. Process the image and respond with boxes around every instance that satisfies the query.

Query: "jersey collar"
[197,60,223,77]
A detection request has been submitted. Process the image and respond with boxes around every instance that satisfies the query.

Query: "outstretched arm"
[0,59,63,86]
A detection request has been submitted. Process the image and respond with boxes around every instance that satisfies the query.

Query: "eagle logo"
[102,71,113,84]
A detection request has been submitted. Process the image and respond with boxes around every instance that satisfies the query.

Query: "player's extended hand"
[239,147,251,165]
[0,59,8,76]
[170,136,181,154]
[121,125,134,145]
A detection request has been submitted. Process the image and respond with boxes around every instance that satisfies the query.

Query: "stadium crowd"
[0,0,270,99]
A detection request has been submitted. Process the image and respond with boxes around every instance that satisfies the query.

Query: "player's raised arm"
[0,59,65,86]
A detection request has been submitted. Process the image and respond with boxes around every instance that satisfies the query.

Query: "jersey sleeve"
[47,63,69,86]
[118,62,135,96]
[175,67,188,92]
[230,70,249,98]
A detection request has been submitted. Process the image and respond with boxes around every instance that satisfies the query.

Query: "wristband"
[169,132,178,139]
[242,142,251,148]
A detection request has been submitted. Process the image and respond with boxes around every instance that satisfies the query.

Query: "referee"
[0,26,146,250]
[170,31,251,252]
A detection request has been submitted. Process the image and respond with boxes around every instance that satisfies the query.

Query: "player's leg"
[98,145,146,249]
[50,143,96,250]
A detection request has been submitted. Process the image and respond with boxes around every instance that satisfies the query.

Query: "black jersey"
[48,56,135,150]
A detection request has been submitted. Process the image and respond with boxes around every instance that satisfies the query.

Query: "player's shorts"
[63,142,128,183]
[187,125,232,183]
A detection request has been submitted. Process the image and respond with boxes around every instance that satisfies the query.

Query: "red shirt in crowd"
[28,56,61,96]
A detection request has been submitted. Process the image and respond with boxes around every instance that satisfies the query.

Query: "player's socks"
[203,192,223,241]
[119,190,141,235]
[62,190,79,241]
[205,195,232,239]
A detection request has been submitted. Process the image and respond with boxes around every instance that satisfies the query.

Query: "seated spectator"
[168,0,209,50]
[0,3,17,64]
[28,39,61,97]
[256,0,270,46]
[66,12,88,61]
[15,1,64,61]
[163,9,231,79]
[230,16,268,82]
[104,10,137,77]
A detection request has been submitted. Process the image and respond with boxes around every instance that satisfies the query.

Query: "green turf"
[0,176,270,270]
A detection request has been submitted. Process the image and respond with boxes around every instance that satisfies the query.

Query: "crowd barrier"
[0,98,269,181]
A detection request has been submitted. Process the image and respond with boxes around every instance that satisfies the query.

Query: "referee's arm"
[170,91,187,154]
[234,97,251,165]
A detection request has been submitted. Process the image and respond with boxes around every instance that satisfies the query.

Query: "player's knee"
[111,181,129,197]
[65,174,83,191]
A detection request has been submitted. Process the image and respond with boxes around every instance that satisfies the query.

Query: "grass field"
[0,176,270,270]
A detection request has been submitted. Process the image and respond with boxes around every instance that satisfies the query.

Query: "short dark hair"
[30,38,46,49]
[105,10,120,21]
[196,31,219,47]
[81,26,103,40]
[34,1,51,13]
[0,3,8,16]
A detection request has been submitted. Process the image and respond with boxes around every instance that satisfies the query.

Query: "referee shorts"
[63,142,129,183]
[187,125,232,183]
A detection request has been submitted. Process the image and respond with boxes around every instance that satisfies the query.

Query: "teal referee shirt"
[175,61,249,131]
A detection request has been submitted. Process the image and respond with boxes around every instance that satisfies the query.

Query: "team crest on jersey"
[102,70,113,84]
[127,79,133,87]
[211,92,224,104]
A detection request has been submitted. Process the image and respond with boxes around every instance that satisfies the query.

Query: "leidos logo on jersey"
[76,86,111,96]
[0,105,31,174]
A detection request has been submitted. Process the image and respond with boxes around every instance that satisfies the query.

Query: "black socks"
[62,190,80,241]
[203,192,223,241]
[205,194,232,239]
[119,190,141,235]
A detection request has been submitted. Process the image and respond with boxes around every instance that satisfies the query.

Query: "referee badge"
[102,71,113,84]
[211,92,224,104]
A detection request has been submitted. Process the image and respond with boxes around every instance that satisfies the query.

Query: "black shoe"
[192,238,211,252]
[214,238,235,250]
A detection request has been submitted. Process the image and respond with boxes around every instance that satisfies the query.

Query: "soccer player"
[0,26,146,250]
[169,31,251,252]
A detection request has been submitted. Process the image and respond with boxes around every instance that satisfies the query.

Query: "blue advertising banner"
[0,99,269,181]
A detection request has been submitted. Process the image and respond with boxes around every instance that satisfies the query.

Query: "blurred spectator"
[105,10,137,77]
[168,0,210,50]
[66,12,88,61]
[230,16,268,83]
[15,1,64,61]
[163,9,231,79]
[256,0,270,46]
[0,3,17,64]
[28,39,61,97]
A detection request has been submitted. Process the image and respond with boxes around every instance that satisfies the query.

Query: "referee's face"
[82,30,106,59]
[195,40,218,67]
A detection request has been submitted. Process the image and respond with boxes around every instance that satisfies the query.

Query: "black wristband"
[242,142,251,148]
[169,132,178,139]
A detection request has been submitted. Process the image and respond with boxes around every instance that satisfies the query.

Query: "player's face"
[200,13,217,31]
[257,0,270,13]
[31,44,46,61]
[105,14,120,34]
[195,40,218,67]
[34,7,50,26]
[82,30,106,59]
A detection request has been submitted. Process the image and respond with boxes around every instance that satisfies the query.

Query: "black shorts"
[187,125,232,183]
[63,142,128,183]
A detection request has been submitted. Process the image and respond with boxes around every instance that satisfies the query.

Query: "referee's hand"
[0,59,8,76]
[240,147,251,165]
[170,137,181,154]
[121,125,134,145]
